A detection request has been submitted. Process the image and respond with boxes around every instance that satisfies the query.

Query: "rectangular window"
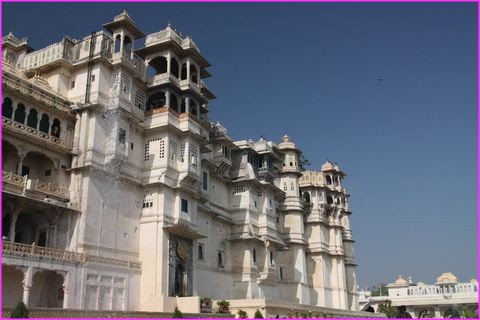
[198,243,204,260]
[217,251,224,268]
[180,144,186,163]
[202,171,208,190]
[142,194,153,208]
[181,198,188,213]
[169,140,177,164]
[189,145,198,166]
[71,80,75,89]
[118,128,126,144]
[45,169,51,176]
[91,74,95,82]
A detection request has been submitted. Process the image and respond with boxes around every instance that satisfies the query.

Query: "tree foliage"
[10,301,29,318]
[254,309,264,318]
[298,153,311,171]
[237,309,248,318]
[171,306,183,318]
[377,300,398,318]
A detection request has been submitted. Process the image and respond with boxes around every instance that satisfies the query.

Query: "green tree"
[10,301,29,318]
[462,308,477,318]
[171,306,183,318]
[237,309,248,318]
[298,154,311,171]
[377,300,398,318]
[254,309,264,318]
[370,283,388,296]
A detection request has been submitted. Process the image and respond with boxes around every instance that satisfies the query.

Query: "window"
[118,128,126,144]
[71,81,75,89]
[144,143,150,161]
[159,139,165,158]
[142,194,153,208]
[202,171,208,190]
[45,169,51,176]
[135,90,146,110]
[233,185,244,194]
[91,75,95,82]
[181,198,188,213]
[290,182,294,191]
[280,267,284,280]
[169,140,177,164]
[326,175,332,185]
[189,145,198,166]
[217,251,224,268]
[252,249,256,263]
[130,142,134,150]
[283,182,287,191]
[121,73,130,93]
[270,251,274,265]
[198,243,204,260]
[180,144,186,163]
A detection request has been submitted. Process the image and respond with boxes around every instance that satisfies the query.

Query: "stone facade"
[2,11,360,315]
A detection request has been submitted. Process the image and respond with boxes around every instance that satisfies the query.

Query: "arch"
[171,57,179,78]
[2,97,13,118]
[30,270,64,308]
[2,140,20,173]
[170,94,178,112]
[23,150,56,181]
[303,192,311,203]
[123,35,132,56]
[39,114,50,134]
[326,175,332,185]
[147,91,166,110]
[114,34,121,53]
[51,119,61,138]
[190,65,198,83]
[181,63,187,80]
[1,265,24,307]
[190,100,198,117]
[148,56,167,75]
[27,108,38,129]
[327,196,334,205]
[14,103,26,124]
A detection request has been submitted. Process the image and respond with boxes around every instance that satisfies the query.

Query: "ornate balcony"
[2,171,70,202]
[2,240,141,270]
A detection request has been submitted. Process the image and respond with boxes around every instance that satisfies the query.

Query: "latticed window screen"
[142,193,153,208]
[180,144,186,163]
[134,90,145,109]
[169,140,177,164]
[189,145,198,166]
[121,73,130,93]
[233,185,245,194]
[145,138,163,161]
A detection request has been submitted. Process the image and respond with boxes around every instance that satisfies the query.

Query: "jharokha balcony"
[2,171,70,202]
[2,240,141,270]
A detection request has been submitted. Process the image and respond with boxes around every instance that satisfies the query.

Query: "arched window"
[114,35,121,53]
[190,65,198,83]
[26,109,38,129]
[51,119,61,138]
[39,114,50,134]
[326,175,332,185]
[170,94,178,112]
[148,56,167,75]
[171,58,179,78]
[327,196,334,205]
[146,91,166,110]
[123,36,132,56]
[181,63,187,80]
[14,103,26,123]
[190,100,198,117]
[303,192,311,203]
[2,97,13,118]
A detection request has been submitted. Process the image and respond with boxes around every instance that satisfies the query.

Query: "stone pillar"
[61,271,69,308]
[119,32,124,55]
[186,59,191,81]
[16,153,26,176]
[167,53,171,75]
[165,89,171,107]
[9,210,20,242]
[185,97,190,113]
[22,266,34,307]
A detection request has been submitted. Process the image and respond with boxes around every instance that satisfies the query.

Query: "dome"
[394,274,408,286]
[321,160,334,171]
[436,272,458,284]
[278,134,298,151]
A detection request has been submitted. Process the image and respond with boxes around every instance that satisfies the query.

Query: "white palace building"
[1,11,368,317]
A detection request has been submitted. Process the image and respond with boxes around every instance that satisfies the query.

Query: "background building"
[358,273,478,318]
[2,11,368,317]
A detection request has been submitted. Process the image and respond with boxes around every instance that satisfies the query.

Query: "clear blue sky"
[3,2,477,288]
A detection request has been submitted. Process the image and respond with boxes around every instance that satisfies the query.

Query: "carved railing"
[2,171,27,188]
[2,241,141,270]
[2,117,65,147]
[33,179,70,200]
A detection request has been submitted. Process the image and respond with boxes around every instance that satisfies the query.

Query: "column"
[167,53,171,75]
[165,89,171,106]
[9,210,20,242]
[16,154,25,176]
[61,271,70,308]
[185,97,190,113]
[434,306,441,318]
[186,59,191,82]
[22,266,34,307]
[119,32,124,55]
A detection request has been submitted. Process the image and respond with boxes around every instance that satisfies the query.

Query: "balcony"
[257,166,275,182]
[2,240,141,270]
[179,79,201,94]
[147,73,180,87]
[2,171,70,202]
